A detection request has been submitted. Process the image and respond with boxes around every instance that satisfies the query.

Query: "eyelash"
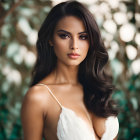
[59,34,70,39]
[79,35,88,40]
[58,34,88,40]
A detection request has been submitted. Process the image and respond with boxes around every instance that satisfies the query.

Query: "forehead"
[54,16,86,33]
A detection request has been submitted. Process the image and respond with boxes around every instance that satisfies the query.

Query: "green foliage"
[0,0,140,139]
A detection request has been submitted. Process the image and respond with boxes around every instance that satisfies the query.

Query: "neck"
[53,62,79,85]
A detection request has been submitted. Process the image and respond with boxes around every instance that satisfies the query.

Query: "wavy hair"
[30,0,119,117]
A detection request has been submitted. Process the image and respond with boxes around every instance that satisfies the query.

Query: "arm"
[21,87,47,140]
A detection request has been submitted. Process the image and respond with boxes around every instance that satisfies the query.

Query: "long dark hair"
[30,1,119,117]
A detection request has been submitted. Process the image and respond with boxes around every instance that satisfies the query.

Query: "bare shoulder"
[21,84,52,140]
[22,84,51,110]
[91,114,119,139]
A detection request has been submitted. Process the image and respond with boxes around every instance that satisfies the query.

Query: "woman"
[21,1,119,140]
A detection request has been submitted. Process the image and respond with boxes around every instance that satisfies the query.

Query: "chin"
[65,61,82,66]
[58,58,84,67]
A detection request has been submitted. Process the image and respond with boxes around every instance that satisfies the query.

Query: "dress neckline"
[60,105,95,134]
[37,83,95,135]
[36,83,119,140]
[57,105,96,139]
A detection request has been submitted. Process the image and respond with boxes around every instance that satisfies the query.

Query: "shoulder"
[24,84,49,98]
[91,114,119,139]
[21,84,52,115]
[21,84,52,140]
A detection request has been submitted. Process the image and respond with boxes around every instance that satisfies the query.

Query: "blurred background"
[0,0,140,139]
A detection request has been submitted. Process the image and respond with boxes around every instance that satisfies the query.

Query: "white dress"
[38,83,119,140]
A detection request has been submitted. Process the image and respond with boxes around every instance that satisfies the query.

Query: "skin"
[21,16,118,140]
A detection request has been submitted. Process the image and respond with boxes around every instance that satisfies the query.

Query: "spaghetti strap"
[37,84,92,123]
[37,83,63,108]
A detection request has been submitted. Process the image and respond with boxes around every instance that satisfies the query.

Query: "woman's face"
[50,16,89,66]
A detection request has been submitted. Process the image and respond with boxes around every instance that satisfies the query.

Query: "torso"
[37,83,101,140]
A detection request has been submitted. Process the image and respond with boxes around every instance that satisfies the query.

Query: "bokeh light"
[0,0,140,139]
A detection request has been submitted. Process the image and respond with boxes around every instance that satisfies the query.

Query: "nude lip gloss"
[67,53,80,59]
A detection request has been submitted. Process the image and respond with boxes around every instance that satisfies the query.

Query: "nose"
[70,37,78,50]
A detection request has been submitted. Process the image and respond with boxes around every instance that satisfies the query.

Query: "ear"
[49,40,53,46]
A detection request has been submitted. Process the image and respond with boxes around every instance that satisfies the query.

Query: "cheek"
[53,37,67,50]
[53,39,68,56]
[81,42,89,53]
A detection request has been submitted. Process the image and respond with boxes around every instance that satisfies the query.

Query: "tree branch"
[0,0,24,28]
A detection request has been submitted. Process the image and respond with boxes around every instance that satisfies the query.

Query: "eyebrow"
[56,29,88,35]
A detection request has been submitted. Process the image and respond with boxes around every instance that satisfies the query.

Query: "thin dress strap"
[37,83,92,123]
[37,83,63,108]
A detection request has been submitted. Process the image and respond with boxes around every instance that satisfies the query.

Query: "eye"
[58,33,70,39]
[79,35,88,40]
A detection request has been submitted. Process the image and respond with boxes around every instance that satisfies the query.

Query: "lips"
[67,53,80,59]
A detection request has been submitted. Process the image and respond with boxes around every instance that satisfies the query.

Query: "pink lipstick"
[67,53,80,59]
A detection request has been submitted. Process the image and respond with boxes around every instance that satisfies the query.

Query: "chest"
[42,85,101,140]
[43,105,100,140]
